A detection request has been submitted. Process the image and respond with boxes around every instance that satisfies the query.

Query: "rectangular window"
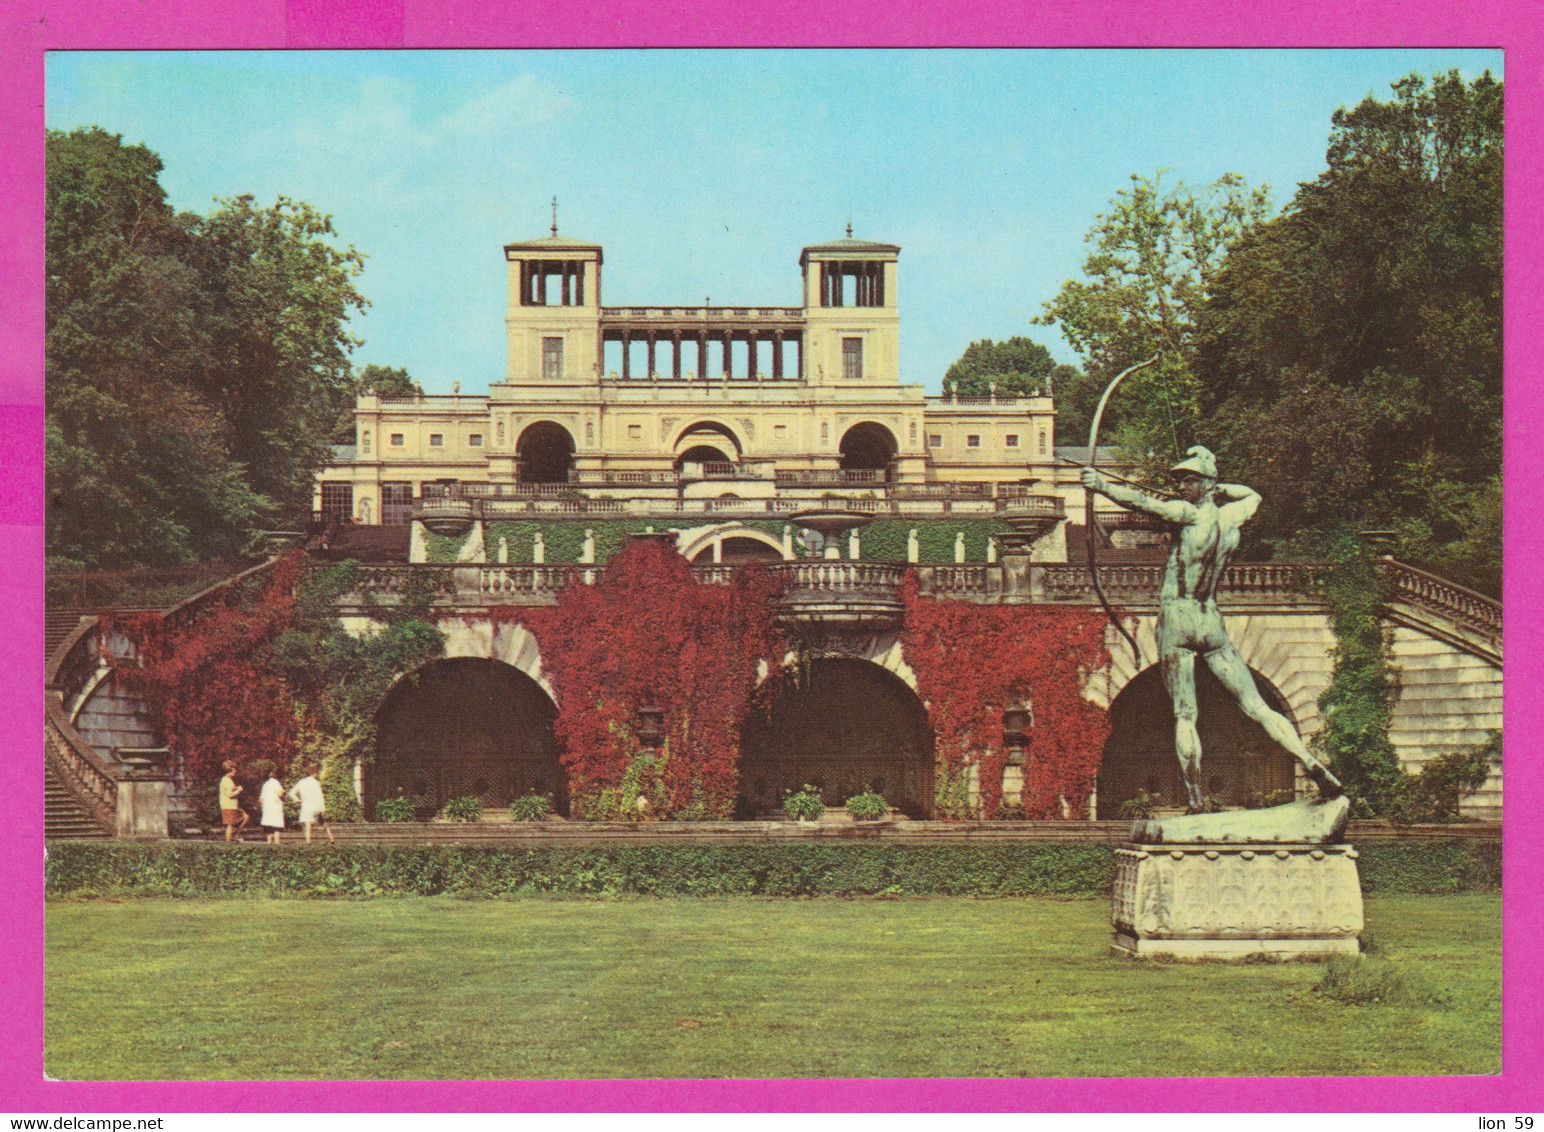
[841,337,863,380]
[319,483,353,523]
[543,337,565,381]
[429,434,444,447]
[928,434,942,448]
[468,434,483,447]
[390,433,405,447]
[627,424,642,440]
[1004,434,1020,448]
[774,424,788,441]
[966,434,981,448]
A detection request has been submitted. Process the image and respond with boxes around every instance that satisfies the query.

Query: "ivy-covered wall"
[424,518,1020,565]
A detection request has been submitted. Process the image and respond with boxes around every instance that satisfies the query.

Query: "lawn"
[44,894,1500,1080]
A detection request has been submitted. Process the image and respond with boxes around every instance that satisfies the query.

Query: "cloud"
[439,74,572,136]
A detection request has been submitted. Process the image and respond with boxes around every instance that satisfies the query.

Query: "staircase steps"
[316,524,411,563]
[45,761,111,840]
[46,610,90,663]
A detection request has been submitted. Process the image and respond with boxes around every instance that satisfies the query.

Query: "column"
[773,330,783,379]
[796,333,804,380]
[697,332,708,382]
[561,263,571,306]
[672,332,682,379]
[647,331,657,379]
[722,330,733,379]
[622,331,631,380]
[749,330,759,379]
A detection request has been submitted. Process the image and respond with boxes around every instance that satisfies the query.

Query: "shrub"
[374,797,416,823]
[1119,789,1161,820]
[782,786,825,822]
[509,793,554,822]
[845,791,888,821]
[442,796,483,823]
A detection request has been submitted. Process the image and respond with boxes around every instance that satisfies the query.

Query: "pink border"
[2,0,1537,1112]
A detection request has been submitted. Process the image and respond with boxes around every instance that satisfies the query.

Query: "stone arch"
[1095,656,1302,813]
[740,655,935,818]
[1082,612,1329,736]
[676,524,791,564]
[516,420,576,483]
[838,420,898,472]
[671,419,747,459]
[368,656,565,818]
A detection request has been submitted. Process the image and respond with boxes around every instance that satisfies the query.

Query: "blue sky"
[46,49,1502,395]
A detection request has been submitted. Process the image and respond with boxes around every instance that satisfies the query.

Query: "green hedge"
[43,839,1499,899]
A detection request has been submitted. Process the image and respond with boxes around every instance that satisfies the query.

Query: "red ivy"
[899,573,1112,819]
[506,539,786,818]
[115,553,306,782]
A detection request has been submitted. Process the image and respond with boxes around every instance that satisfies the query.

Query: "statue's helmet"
[1171,445,1218,480]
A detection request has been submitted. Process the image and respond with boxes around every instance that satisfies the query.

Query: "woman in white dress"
[259,769,286,845]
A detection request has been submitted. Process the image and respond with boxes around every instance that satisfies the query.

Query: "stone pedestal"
[1111,842,1363,960]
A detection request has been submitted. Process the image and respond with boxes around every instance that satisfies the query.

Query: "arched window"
[361,430,372,456]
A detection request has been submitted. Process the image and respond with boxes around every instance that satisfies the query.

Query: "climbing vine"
[501,538,787,819]
[900,573,1112,819]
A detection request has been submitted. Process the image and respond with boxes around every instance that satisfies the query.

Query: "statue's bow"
[1085,354,1160,667]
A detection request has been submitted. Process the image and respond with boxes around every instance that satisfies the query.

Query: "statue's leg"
[1161,646,1205,812]
[1203,643,1343,797]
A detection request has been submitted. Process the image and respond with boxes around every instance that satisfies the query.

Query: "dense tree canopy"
[1195,70,1501,592]
[335,364,422,442]
[942,336,1078,399]
[46,127,369,570]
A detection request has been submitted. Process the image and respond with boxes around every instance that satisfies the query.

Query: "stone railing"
[476,565,593,596]
[775,562,909,593]
[570,470,680,487]
[1380,561,1502,642]
[45,697,118,831]
[601,306,804,320]
[1035,562,1322,605]
[996,495,1066,520]
[919,565,994,596]
[775,469,886,487]
[892,482,994,500]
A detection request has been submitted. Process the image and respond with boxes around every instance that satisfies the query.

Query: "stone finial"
[533,530,545,565]
[907,528,919,564]
[580,528,596,564]
[954,532,966,564]
[497,536,509,564]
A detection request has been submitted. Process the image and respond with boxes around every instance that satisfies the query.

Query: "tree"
[46,128,267,568]
[1195,71,1501,592]
[944,336,1060,396]
[1036,172,1271,476]
[335,365,422,442]
[45,128,369,569]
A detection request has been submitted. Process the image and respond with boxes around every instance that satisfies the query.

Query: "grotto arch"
[738,656,935,818]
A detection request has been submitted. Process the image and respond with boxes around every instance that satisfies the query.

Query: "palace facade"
[315,228,1104,567]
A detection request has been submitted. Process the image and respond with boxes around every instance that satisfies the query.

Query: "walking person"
[287,765,335,844]
[218,760,249,842]
[258,764,286,845]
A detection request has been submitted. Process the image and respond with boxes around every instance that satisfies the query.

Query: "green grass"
[44,894,1500,1080]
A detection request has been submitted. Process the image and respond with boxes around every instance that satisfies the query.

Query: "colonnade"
[602,328,804,380]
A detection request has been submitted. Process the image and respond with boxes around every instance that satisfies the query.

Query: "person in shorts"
[287,764,334,844]
[218,760,249,842]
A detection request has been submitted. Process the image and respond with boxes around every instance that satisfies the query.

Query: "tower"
[798,231,900,387]
[504,225,604,386]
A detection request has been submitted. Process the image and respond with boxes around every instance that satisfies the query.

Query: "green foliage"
[942,336,1077,399]
[508,793,555,822]
[1312,542,1404,815]
[844,791,888,821]
[933,765,976,820]
[1196,72,1501,592]
[441,796,483,823]
[45,128,368,567]
[1118,789,1161,820]
[1313,956,1452,1008]
[336,365,421,441]
[42,839,1496,899]
[782,786,825,822]
[1036,170,1271,465]
[374,797,416,823]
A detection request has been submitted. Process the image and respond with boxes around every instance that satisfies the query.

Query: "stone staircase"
[45,760,111,839]
[315,524,411,562]
[46,610,90,661]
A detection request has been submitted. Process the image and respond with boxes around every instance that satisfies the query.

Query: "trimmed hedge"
[43,839,1500,899]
